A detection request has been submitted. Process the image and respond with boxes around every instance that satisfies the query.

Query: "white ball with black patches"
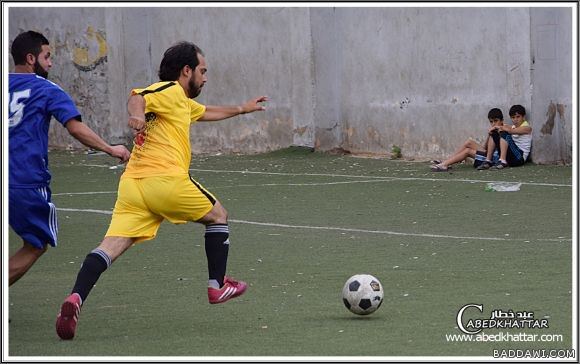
[342,274,384,315]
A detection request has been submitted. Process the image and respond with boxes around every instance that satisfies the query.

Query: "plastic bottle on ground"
[485,182,522,192]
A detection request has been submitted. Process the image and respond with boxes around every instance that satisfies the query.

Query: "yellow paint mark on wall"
[73,26,108,71]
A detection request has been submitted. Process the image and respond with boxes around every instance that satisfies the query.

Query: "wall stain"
[73,26,108,71]
[366,126,380,142]
[541,103,566,136]
[293,126,308,136]
[556,103,566,121]
[345,126,356,140]
[399,97,410,109]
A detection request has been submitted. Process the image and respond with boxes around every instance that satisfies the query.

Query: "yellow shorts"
[106,174,216,243]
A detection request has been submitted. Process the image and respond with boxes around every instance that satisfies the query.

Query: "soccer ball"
[342,274,384,315]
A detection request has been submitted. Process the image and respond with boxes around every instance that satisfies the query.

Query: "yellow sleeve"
[189,99,206,123]
[130,82,179,115]
[131,87,163,115]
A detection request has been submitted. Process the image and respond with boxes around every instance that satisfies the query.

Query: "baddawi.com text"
[493,348,575,359]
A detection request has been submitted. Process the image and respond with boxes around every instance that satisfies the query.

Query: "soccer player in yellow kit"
[56,41,268,340]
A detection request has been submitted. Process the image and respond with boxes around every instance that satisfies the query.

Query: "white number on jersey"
[9,89,31,128]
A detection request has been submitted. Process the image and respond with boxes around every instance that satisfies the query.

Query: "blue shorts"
[9,186,58,249]
[491,132,525,167]
[473,150,499,168]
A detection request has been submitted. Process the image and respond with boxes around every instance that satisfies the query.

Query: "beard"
[187,77,202,98]
[33,60,49,79]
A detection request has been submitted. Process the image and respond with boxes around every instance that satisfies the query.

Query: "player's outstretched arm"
[199,96,268,122]
[65,119,131,163]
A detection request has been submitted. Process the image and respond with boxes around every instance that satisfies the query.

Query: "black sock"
[204,224,230,288]
[71,248,111,304]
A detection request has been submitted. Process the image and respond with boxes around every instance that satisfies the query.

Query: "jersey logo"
[133,112,157,148]
[9,89,31,128]
[134,131,146,147]
[145,112,156,123]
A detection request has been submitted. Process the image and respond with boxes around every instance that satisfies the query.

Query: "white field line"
[52,179,391,196]
[188,168,572,188]
[219,179,396,188]
[56,207,571,243]
[65,163,572,188]
[52,172,569,193]
[83,164,114,168]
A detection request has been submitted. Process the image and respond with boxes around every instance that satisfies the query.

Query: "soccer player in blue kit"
[8,31,131,286]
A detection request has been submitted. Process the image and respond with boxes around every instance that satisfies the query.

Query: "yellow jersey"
[123,81,206,178]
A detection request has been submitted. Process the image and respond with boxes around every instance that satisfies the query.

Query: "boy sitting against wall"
[430,108,503,172]
[476,104,532,170]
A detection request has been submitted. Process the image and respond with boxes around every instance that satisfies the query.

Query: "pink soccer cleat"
[56,293,81,340]
[208,276,247,304]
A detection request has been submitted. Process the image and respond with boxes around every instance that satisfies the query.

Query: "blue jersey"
[8,73,81,188]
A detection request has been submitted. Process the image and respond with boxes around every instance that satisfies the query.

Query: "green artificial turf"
[7,148,574,358]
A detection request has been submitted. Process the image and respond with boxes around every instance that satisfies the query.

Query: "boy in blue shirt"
[8,31,131,286]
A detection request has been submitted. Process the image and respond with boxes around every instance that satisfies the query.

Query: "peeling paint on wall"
[541,101,557,135]
[556,103,566,122]
[540,102,567,136]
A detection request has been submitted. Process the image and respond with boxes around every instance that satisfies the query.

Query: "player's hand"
[109,144,131,163]
[240,96,269,114]
[128,115,146,135]
[488,125,501,134]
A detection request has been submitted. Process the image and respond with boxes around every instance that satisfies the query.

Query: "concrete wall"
[8,7,300,154]
[316,7,534,158]
[530,7,573,164]
[8,6,574,163]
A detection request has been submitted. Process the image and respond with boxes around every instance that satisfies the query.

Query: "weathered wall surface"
[313,8,534,158]
[8,8,115,147]
[530,7,573,164]
[8,7,301,154]
[8,6,574,163]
